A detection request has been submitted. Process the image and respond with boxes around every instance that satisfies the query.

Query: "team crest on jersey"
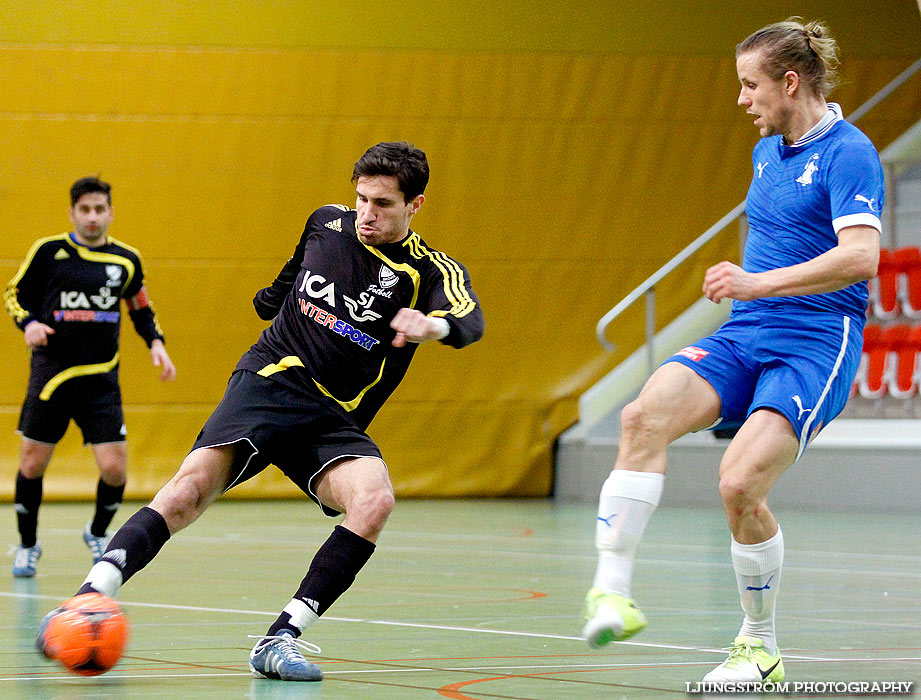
[105,265,123,287]
[379,265,398,288]
[795,153,819,186]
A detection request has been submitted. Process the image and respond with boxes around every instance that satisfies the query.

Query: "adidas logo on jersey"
[54,249,70,260]
[325,219,342,232]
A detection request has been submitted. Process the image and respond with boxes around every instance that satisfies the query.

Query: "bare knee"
[348,484,395,530]
[97,458,127,486]
[614,399,676,474]
[719,472,750,511]
[621,399,650,432]
[150,472,209,532]
[718,468,770,522]
[93,443,128,486]
[19,441,54,478]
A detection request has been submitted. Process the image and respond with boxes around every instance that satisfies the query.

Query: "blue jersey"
[733,103,884,324]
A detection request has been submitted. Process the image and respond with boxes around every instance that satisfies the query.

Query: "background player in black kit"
[5,177,176,578]
[39,142,484,681]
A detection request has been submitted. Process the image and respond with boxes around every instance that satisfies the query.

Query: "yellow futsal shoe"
[703,636,784,683]
[581,587,647,647]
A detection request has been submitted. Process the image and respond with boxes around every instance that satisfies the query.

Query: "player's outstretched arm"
[150,339,176,381]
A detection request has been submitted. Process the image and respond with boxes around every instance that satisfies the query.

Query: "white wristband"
[431,317,450,340]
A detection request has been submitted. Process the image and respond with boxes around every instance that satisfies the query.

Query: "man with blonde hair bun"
[581,18,883,684]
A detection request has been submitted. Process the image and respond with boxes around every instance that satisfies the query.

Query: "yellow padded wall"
[1,1,920,501]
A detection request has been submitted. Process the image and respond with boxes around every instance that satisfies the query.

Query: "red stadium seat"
[892,246,921,319]
[855,324,887,399]
[868,249,900,320]
[883,324,917,399]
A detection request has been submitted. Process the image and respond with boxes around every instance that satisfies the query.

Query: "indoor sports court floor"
[1,499,919,699]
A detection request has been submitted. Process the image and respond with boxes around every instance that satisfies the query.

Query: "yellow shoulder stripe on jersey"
[256,356,305,377]
[107,235,143,259]
[39,353,120,401]
[5,234,71,324]
[67,237,136,290]
[313,358,387,413]
[359,239,421,309]
[403,233,477,319]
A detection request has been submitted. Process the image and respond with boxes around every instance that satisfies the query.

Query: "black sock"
[267,525,376,638]
[90,479,125,536]
[15,472,43,548]
[77,506,170,595]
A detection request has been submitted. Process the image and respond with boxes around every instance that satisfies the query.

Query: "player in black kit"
[5,176,175,578]
[39,143,484,681]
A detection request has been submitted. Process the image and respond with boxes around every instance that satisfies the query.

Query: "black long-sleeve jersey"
[238,204,484,430]
[5,233,164,400]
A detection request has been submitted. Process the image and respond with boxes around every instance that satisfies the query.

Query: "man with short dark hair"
[40,143,484,682]
[6,176,176,578]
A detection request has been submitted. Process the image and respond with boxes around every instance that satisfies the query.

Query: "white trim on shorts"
[795,315,850,462]
[307,453,389,516]
[188,437,261,495]
[18,433,57,447]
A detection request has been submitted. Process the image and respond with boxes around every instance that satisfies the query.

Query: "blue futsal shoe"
[248,630,323,681]
[11,543,41,578]
[83,525,111,564]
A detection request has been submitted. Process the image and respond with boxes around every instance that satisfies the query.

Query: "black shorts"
[191,370,383,516]
[18,377,125,445]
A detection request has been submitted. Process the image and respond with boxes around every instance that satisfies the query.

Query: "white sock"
[81,561,123,598]
[732,527,784,655]
[591,470,664,598]
[282,598,320,633]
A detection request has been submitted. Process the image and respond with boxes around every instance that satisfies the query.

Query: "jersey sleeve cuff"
[833,212,881,234]
[430,317,450,340]
[16,315,38,331]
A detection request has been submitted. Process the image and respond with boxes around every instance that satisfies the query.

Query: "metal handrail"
[595,201,744,351]
[596,56,921,352]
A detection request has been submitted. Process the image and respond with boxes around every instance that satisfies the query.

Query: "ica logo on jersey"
[60,288,119,310]
[299,270,336,307]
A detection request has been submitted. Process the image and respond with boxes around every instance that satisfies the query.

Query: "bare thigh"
[615,362,723,473]
[148,445,236,534]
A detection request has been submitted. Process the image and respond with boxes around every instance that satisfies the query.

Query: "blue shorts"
[665,310,863,460]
